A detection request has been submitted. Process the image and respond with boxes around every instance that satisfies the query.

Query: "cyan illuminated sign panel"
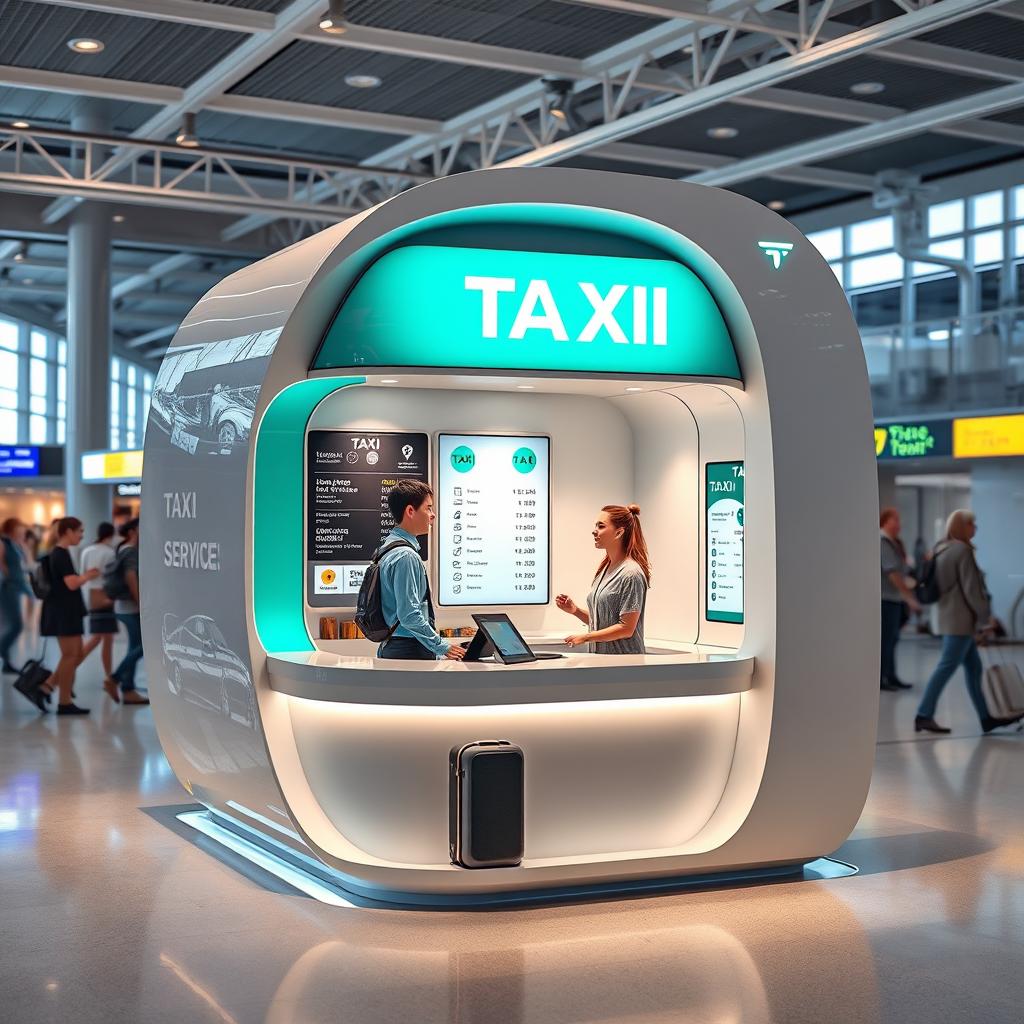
[316,245,739,379]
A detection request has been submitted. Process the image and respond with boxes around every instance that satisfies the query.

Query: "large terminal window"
[706,461,744,624]
[437,434,550,607]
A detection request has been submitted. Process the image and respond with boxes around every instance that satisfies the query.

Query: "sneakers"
[56,703,90,716]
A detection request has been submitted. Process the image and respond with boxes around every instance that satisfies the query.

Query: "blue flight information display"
[0,446,39,477]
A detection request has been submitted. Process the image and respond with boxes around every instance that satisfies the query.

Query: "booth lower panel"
[180,808,857,909]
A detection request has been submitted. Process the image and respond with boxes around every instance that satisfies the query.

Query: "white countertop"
[266,636,754,706]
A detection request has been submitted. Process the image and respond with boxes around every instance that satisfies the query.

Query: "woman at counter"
[556,504,651,655]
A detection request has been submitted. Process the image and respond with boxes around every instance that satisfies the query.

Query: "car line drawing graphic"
[162,613,258,727]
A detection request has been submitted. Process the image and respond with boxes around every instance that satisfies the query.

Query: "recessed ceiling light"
[625,386,644,392]
[68,38,105,53]
[11,120,30,129]
[22,278,34,285]
[768,199,786,211]
[516,385,535,389]
[850,81,885,95]
[707,126,738,140]
[380,378,399,384]
[344,73,381,89]
[12,252,25,262]
[112,214,125,223]
[319,0,347,34]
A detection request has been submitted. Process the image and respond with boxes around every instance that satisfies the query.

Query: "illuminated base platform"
[177,809,858,910]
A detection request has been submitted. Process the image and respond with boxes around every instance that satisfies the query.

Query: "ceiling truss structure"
[2,0,1023,355]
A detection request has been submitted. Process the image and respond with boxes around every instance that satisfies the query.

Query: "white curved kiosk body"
[141,169,879,906]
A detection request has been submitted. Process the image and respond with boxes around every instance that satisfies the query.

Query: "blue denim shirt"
[377,527,447,658]
[1,537,29,596]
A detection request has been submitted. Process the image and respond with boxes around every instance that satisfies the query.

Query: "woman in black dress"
[40,517,100,715]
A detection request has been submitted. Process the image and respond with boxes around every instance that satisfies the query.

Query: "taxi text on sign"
[317,246,739,379]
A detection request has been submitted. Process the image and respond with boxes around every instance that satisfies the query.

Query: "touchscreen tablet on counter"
[466,614,564,664]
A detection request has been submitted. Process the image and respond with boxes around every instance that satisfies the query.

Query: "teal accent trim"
[253,376,365,653]
[313,203,741,381]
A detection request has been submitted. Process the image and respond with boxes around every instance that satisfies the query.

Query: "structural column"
[65,105,112,532]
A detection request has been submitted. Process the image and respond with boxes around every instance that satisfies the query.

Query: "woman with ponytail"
[556,504,651,655]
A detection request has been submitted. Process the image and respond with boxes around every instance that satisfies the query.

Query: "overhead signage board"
[953,414,1024,459]
[81,449,144,483]
[706,461,744,624]
[874,420,952,460]
[436,434,550,607]
[0,446,40,477]
[316,245,739,380]
[305,430,428,607]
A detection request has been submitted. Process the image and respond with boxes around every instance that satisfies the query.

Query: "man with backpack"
[880,507,920,692]
[105,518,149,704]
[368,480,464,661]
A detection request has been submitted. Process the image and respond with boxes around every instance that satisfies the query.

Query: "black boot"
[915,716,951,734]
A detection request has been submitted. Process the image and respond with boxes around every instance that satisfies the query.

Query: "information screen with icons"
[705,460,744,624]
[436,434,550,606]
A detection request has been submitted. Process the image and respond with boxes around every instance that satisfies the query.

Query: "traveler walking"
[109,519,149,705]
[79,523,119,699]
[880,508,919,691]
[38,517,100,715]
[915,509,1024,734]
[1,518,32,673]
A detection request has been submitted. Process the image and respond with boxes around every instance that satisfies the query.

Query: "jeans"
[113,613,143,691]
[917,634,990,724]
[0,582,24,667]
[880,600,904,684]
[378,635,435,660]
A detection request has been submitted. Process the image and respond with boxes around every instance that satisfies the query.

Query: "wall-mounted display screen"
[306,430,428,606]
[0,446,39,477]
[706,461,744,624]
[437,434,550,607]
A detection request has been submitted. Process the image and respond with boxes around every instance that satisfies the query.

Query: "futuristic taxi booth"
[141,168,878,906]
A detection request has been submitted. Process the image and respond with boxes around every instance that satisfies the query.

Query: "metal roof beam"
[21,0,275,32]
[205,95,442,136]
[0,64,181,105]
[295,24,589,78]
[738,86,1024,147]
[125,323,179,350]
[41,0,328,224]
[492,0,1012,169]
[565,0,800,38]
[687,79,1024,187]
[594,141,875,190]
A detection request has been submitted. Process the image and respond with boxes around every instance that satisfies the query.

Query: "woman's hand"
[564,633,589,648]
[555,594,578,615]
[85,567,101,581]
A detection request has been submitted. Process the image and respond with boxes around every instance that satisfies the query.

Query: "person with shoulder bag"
[79,522,119,695]
[915,509,1024,735]
[107,519,149,705]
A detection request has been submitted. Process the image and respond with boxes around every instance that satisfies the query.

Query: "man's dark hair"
[387,480,433,524]
[96,522,115,542]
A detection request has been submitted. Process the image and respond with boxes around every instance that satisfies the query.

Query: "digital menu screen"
[437,434,550,606]
[306,430,428,606]
[705,460,744,624]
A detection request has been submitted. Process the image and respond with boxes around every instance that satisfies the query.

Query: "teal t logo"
[512,447,537,474]
[450,445,475,472]
[757,241,794,270]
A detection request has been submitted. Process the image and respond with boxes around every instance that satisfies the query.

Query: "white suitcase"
[981,647,1024,717]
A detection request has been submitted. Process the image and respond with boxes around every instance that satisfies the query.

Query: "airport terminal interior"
[2,1,1024,1022]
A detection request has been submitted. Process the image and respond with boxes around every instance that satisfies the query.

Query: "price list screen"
[705,460,744,623]
[437,434,550,606]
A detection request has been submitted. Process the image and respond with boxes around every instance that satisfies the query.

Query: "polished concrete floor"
[1,631,1022,1024]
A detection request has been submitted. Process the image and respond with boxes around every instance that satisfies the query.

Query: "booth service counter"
[141,168,879,906]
